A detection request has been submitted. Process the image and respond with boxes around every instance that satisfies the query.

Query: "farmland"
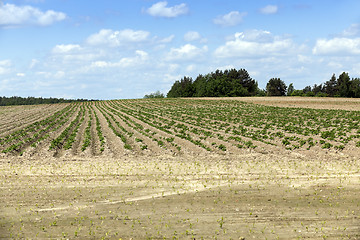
[0,97,359,239]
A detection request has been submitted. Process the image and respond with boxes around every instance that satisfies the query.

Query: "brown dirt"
[198,96,360,111]
[0,104,66,138]
[0,98,359,239]
[0,152,359,239]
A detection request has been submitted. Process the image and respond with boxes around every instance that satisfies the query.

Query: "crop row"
[1,104,76,154]
[113,98,360,151]
[1,99,359,157]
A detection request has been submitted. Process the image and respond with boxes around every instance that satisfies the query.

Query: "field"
[0,97,359,239]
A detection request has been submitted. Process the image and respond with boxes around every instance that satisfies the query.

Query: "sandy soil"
[0,98,359,239]
[0,151,359,239]
[199,96,360,111]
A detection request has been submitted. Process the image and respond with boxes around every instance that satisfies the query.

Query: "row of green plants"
[119,98,360,151]
[1,104,76,154]
[96,102,132,150]
[81,106,93,152]
[1,98,359,156]
[49,106,85,150]
[106,101,179,151]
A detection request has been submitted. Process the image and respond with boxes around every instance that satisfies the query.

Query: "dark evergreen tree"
[287,83,295,96]
[337,72,351,97]
[350,78,360,98]
[168,68,257,98]
[312,84,324,96]
[266,78,287,96]
[0,96,93,106]
[324,74,338,97]
[167,76,195,98]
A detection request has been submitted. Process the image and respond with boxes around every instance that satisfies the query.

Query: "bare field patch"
[208,96,360,111]
[0,98,359,239]
[0,153,359,239]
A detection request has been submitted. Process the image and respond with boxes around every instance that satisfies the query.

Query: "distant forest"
[0,96,95,106]
[165,68,360,98]
[167,69,258,98]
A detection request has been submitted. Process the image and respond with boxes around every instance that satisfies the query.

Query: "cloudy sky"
[1,0,360,99]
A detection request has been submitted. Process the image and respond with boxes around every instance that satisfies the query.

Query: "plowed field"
[0,98,359,239]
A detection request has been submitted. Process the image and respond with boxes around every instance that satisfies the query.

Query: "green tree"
[167,76,195,98]
[350,78,360,98]
[287,83,295,96]
[144,91,164,99]
[312,84,324,96]
[337,72,351,97]
[169,68,258,98]
[290,90,304,96]
[324,74,338,97]
[266,78,287,96]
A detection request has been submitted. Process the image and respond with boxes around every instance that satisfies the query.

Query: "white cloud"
[235,29,274,43]
[54,71,65,79]
[0,3,66,27]
[341,24,360,37]
[260,5,278,15]
[16,73,26,77]
[52,44,82,54]
[90,50,149,69]
[49,45,101,64]
[29,59,39,69]
[159,34,175,43]
[215,30,296,58]
[213,11,247,27]
[313,38,360,55]
[166,44,208,61]
[146,1,188,18]
[186,64,196,72]
[86,29,150,47]
[162,73,182,83]
[184,31,201,41]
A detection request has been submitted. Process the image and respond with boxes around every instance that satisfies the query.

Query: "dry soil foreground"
[0,97,359,239]
[1,151,359,239]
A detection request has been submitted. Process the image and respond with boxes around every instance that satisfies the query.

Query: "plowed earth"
[0,98,359,239]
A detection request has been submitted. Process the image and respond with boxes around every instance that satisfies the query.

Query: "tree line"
[163,69,360,98]
[287,72,360,98]
[0,96,96,106]
[167,69,259,98]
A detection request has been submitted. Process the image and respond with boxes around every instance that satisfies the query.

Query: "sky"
[1,0,360,100]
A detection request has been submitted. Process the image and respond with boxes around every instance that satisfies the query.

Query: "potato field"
[0,98,360,158]
[0,97,359,239]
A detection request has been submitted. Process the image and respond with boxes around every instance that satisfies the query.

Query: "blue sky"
[1,0,360,99]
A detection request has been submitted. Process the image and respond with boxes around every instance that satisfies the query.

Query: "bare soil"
[199,96,360,111]
[0,152,359,239]
[0,98,359,239]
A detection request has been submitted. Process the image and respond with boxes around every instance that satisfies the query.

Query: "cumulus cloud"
[166,44,208,61]
[86,29,150,47]
[52,44,82,54]
[213,11,247,27]
[90,50,149,69]
[184,31,201,42]
[237,29,274,42]
[159,34,175,43]
[146,1,188,18]
[0,3,66,27]
[214,30,296,58]
[260,5,278,15]
[341,24,360,37]
[313,38,360,55]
